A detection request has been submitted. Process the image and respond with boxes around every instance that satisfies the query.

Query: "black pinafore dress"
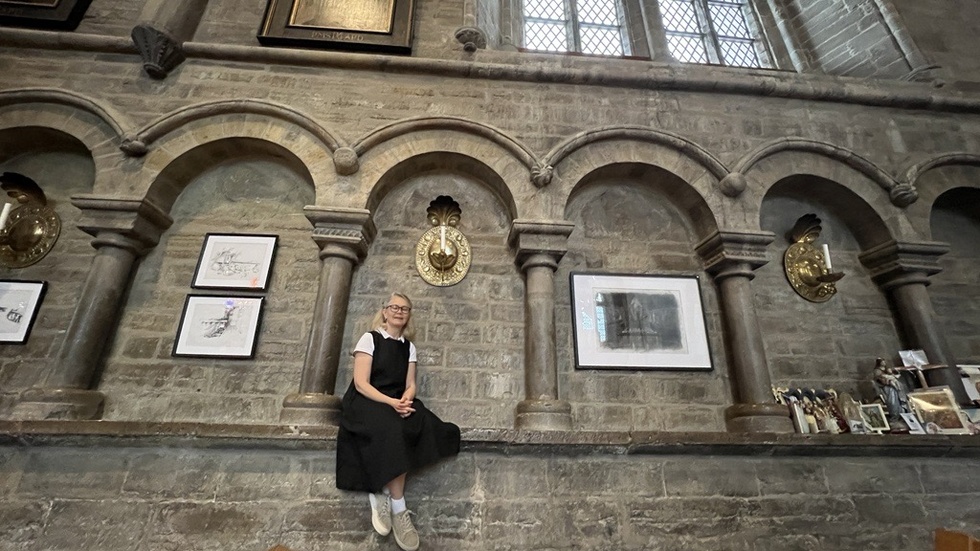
[335,331,461,492]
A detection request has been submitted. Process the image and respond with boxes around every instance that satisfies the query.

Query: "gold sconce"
[415,195,471,287]
[783,214,844,303]
[0,172,62,269]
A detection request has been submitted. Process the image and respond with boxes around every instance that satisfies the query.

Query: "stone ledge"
[1,420,978,457]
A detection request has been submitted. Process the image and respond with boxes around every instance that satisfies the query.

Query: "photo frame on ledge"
[570,273,712,371]
[173,295,264,359]
[0,0,93,30]
[908,386,971,435]
[192,233,278,291]
[257,0,416,54]
[0,280,46,344]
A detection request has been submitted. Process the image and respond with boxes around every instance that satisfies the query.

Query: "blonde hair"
[369,292,415,341]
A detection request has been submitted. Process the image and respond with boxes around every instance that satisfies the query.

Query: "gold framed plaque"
[0,0,92,30]
[258,0,415,54]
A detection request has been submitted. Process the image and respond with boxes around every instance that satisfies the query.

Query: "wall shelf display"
[192,233,278,291]
[258,0,416,54]
[570,273,712,371]
[0,280,46,344]
[0,0,92,30]
[173,295,264,359]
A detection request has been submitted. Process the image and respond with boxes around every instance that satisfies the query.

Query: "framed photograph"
[258,0,416,54]
[0,0,92,30]
[570,273,712,370]
[908,386,971,435]
[173,295,264,358]
[859,403,890,433]
[0,280,46,344]
[900,412,925,434]
[192,233,278,291]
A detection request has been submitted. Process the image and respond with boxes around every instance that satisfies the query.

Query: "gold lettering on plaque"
[289,0,395,34]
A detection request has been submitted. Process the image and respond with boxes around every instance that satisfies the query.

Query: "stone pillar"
[279,207,376,425]
[14,196,172,420]
[762,0,820,73]
[860,240,970,404]
[639,0,675,63]
[696,231,793,433]
[509,220,574,431]
[131,0,210,79]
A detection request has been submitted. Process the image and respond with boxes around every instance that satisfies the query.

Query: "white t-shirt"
[353,328,417,363]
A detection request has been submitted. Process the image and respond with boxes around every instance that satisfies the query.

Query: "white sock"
[391,497,407,514]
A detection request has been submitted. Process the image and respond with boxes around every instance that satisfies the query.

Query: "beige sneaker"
[368,492,391,536]
[392,510,420,551]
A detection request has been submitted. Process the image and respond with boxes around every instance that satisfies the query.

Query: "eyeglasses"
[385,305,411,313]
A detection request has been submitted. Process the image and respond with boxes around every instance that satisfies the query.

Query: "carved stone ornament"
[783,214,844,303]
[454,26,487,52]
[131,23,186,79]
[0,173,62,269]
[415,196,471,287]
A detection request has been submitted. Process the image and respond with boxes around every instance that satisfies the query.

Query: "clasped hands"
[390,396,415,418]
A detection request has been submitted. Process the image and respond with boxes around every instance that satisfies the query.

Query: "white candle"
[821,244,832,271]
[0,203,11,230]
[440,225,446,251]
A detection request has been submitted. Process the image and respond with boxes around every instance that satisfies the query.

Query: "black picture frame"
[172,295,264,359]
[0,279,47,344]
[257,0,416,55]
[191,233,278,292]
[0,0,93,31]
[569,272,713,371]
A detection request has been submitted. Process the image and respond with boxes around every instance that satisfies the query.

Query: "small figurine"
[873,357,910,419]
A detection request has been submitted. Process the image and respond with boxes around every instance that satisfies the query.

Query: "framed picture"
[0,0,92,30]
[859,403,890,433]
[258,0,416,54]
[570,273,712,370]
[900,412,925,434]
[192,233,278,291]
[0,280,46,344]
[173,295,264,358]
[908,386,971,435]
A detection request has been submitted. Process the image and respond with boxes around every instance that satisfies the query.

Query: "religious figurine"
[873,357,909,419]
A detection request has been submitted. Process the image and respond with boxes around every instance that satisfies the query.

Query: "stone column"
[860,240,970,404]
[696,230,793,433]
[14,196,172,420]
[279,207,376,425]
[131,0,210,79]
[639,0,675,62]
[509,220,574,431]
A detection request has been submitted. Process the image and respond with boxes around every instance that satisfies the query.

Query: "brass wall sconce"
[783,214,844,303]
[0,172,62,269]
[415,195,471,287]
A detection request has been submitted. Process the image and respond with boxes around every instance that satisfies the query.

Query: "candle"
[439,225,446,251]
[821,244,832,271]
[0,203,10,229]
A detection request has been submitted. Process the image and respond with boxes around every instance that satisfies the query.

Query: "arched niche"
[97,140,318,424]
[557,163,728,433]
[346,156,519,430]
[0,127,97,401]
[929,186,980,364]
[757,174,900,398]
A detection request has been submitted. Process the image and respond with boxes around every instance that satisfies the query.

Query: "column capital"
[859,240,949,289]
[508,219,575,268]
[71,195,173,254]
[304,206,376,263]
[695,230,775,278]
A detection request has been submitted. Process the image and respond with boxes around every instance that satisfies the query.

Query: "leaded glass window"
[660,0,769,67]
[523,0,630,56]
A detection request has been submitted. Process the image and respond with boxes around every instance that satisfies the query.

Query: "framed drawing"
[257,0,416,54]
[570,273,712,370]
[0,0,92,30]
[0,280,46,344]
[908,386,971,435]
[173,295,264,358]
[192,233,278,291]
[859,403,890,434]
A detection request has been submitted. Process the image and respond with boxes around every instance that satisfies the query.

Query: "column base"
[514,399,572,431]
[725,403,794,433]
[13,388,105,420]
[279,393,341,425]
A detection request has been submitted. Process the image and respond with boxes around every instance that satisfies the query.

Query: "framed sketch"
[570,273,712,370]
[0,0,92,30]
[0,280,46,344]
[172,295,264,358]
[192,233,278,291]
[257,0,416,54]
[859,403,890,433]
[908,386,971,435]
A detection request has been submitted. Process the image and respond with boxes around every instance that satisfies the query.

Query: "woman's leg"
[385,472,407,499]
